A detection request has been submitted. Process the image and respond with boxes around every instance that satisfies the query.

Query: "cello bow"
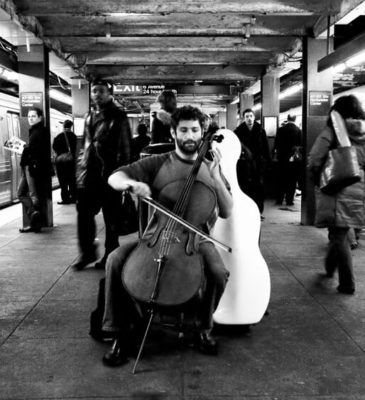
[141,196,232,253]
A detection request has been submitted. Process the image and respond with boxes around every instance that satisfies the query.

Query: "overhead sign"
[309,91,332,116]
[114,84,168,95]
[114,85,142,94]
[20,92,43,117]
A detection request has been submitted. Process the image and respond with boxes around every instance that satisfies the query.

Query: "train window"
[7,112,20,138]
[11,113,20,138]
[6,113,12,141]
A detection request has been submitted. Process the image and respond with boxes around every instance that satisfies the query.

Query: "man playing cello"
[102,105,233,367]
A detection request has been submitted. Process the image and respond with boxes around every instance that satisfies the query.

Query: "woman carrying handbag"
[308,95,365,295]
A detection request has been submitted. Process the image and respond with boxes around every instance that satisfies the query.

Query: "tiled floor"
[0,194,365,399]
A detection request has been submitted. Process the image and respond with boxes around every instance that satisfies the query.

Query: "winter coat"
[273,121,302,162]
[308,119,365,228]
[77,100,132,188]
[20,121,51,178]
[234,121,271,181]
[151,109,173,144]
[52,130,77,158]
[131,134,151,162]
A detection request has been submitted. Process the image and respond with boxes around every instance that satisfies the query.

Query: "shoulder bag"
[319,110,361,195]
[56,132,74,164]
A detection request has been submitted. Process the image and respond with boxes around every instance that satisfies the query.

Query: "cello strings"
[159,138,211,257]
[153,135,212,300]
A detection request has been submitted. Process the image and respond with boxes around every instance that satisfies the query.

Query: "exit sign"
[113,85,142,94]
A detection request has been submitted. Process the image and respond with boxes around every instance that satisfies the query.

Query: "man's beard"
[176,138,201,155]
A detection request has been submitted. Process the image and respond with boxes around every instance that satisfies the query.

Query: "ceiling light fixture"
[50,89,72,106]
[244,24,251,39]
[332,63,347,74]
[105,23,111,38]
[251,82,303,111]
[279,83,303,100]
[25,36,30,52]
[331,50,365,73]
[104,12,154,17]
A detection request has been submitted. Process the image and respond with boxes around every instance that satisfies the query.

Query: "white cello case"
[212,129,271,325]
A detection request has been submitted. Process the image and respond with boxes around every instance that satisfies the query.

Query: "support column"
[240,93,254,116]
[301,38,333,225]
[217,111,227,129]
[71,79,89,136]
[261,71,280,198]
[18,44,52,227]
[226,104,237,131]
[261,71,280,130]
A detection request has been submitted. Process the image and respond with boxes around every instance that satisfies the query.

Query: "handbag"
[291,146,303,162]
[319,110,361,195]
[56,131,74,164]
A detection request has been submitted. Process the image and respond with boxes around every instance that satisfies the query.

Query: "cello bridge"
[162,230,180,243]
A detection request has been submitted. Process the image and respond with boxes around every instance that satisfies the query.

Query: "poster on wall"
[20,92,43,117]
[264,116,278,137]
[309,91,332,116]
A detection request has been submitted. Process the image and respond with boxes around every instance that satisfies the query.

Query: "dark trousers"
[326,227,355,290]
[17,166,39,222]
[102,235,229,334]
[237,160,265,214]
[76,183,120,261]
[276,161,298,205]
[55,161,76,202]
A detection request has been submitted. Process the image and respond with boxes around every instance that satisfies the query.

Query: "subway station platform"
[0,193,365,399]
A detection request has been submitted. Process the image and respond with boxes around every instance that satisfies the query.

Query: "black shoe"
[286,202,294,206]
[57,201,70,205]
[94,257,107,270]
[19,226,35,233]
[71,256,97,271]
[337,285,355,295]
[103,338,128,367]
[195,331,218,355]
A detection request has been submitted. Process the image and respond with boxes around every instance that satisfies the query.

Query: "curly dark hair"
[330,95,365,121]
[170,105,205,131]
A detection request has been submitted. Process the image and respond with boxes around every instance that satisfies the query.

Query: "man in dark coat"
[18,107,52,233]
[234,108,271,215]
[273,114,302,205]
[72,78,132,271]
[150,90,177,144]
[53,119,77,204]
[131,123,150,162]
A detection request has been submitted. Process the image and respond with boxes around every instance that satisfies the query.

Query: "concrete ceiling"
[1,0,364,112]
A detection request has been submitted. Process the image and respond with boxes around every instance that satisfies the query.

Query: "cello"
[121,129,230,373]
[212,129,271,325]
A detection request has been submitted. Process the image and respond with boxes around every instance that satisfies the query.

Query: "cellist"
[102,106,233,367]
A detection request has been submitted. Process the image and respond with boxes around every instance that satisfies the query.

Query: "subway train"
[0,91,69,208]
